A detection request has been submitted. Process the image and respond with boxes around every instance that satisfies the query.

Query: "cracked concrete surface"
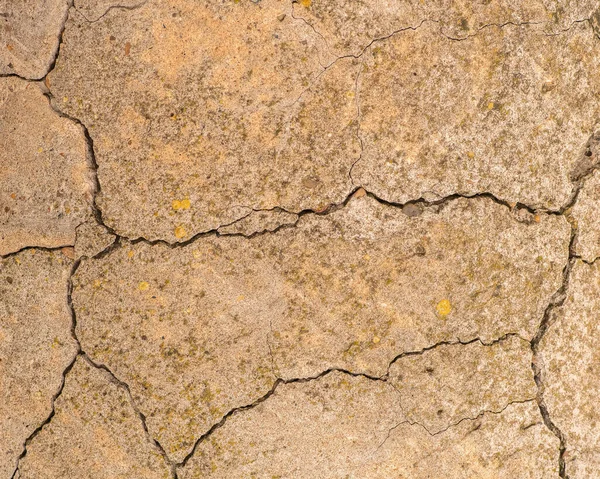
[3,0,600,477]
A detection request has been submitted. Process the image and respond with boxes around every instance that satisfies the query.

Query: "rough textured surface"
[353,20,600,211]
[540,260,600,477]
[181,373,558,478]
[217,209,298,236]
[0,77,93,256]
[72,194,568,461]
[293,0,597,58]
[0,250,77,478]
[0,0,70,78]
[48,0,359,241]
[572,166,600,262]
[7,1,600,477]
[73,220,115,259]
[388,335,536,433]
[73,0,144,22]
[19,357,171,479]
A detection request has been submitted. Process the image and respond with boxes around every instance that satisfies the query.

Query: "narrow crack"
[9,258,82,478]
[73,0,149,24]
[376,398,537,454]
[528,130,600,479]
[80,352,178,478]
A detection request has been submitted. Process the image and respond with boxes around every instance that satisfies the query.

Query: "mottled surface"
[0,250,77,478]
[72,194,568,461]
[217,208,298,236]
[48,0,359,241]
[540,260,600,477]
[293,0,597,58]
[0,0,70,78]
[354,21,600,211]
[6,0,600,477]
[573,168,600,262]
[388,335,536,433]
[19,357,171,478]
[181,373,558,478]
[0,77,92,256]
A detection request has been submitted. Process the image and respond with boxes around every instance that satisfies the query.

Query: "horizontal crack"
[175,331,525,469]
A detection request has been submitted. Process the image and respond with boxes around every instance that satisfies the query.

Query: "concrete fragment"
[0,77,92,256]
[388,335,536,433]
[0,0,70,78]
[180,373,557,478]
[48,0,359,241]
[354,21,600,211]
[539,260,600,477]
[0,250,78,478]
[74,220,115,259]
[19,357,171,479]
[73,195,568,460]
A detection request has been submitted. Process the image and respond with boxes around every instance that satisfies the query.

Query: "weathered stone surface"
[73,194,568,461]
[19,357,171,479]
[572,168,600,262]
[48,0,359,242]
[0,0,70,78]
[217,208,298,236]
[353,20,600,211]
[0,77,93,256]
[388,335,536,433]
[73,220,115,259]
[293,0,597,59]
[539,260,600,477]
[73,0,144,22]
[0,250,77,478]
[180,373,557,478]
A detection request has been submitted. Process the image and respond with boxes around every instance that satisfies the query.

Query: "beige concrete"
[5,1,600,478]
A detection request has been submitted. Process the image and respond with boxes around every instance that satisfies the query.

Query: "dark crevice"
[175,331,523,470]
[80,353,178,478]
[1,244,74,260]
[528,130,600,479]
[9,258,82,478]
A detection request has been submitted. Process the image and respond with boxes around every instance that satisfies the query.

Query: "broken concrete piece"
[0,250,78,478]
[388,335,536,434]
[48,0,359,242]
[18,357,171,479]
[539,260,600,477]
[0,77,93,256]
[353,21,600,211]
[73,220,115,259]
[180,373,557,478]
[73,194,568,461]
[0,0,70,78]
[217,208,298,236]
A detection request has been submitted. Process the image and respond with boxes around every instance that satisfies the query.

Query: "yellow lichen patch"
[172,198,191,211]
[467,151,475,159]
[436,299,452,318]
[372,336,380,344]
[174,225,187,238]
[300,0,311,7]
[138,281,150,291]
